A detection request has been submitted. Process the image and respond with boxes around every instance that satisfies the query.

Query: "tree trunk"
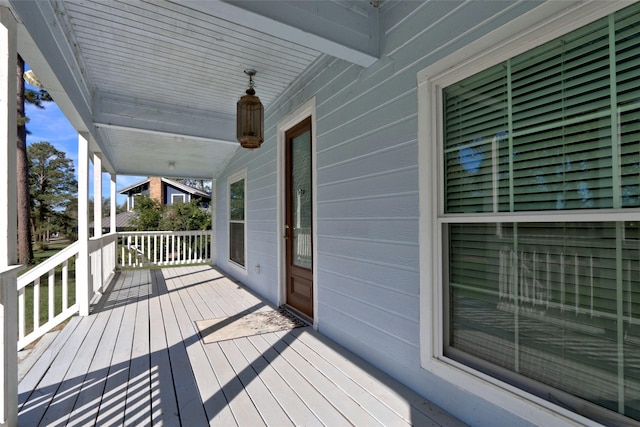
[17,55,33,264]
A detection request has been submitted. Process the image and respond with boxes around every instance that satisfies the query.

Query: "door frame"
[277,97,318,328]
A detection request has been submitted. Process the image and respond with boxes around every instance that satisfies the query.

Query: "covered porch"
[17,265,462,427]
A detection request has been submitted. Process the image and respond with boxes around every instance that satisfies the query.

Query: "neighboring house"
[119,177,211,212]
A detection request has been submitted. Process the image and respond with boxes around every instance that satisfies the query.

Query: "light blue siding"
[165,185,189,205]
[215,2,545,426]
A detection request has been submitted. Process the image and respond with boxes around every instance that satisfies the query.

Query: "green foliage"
[131,195,162,231]
[159,199,211,231]
[132,196,210,231]
[28,141,77,241]
[25,88,53,108]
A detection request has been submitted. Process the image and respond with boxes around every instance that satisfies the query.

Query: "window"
[228,172,246,267]
[422,3,640,424]
[171,194,185,204]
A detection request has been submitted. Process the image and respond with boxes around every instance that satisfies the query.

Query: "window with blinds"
[442,4,640,423]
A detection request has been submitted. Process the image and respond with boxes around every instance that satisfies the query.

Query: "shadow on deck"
[17,265,465,426]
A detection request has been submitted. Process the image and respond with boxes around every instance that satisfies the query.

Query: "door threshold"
[280,304,313,326]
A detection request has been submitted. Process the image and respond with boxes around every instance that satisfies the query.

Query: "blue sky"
[25,83,144,207]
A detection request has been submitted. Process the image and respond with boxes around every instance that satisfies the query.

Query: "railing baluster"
[48,268,55,322]
[182,235,186,264]
[62,259,69,311]
[18,288,24,339]
[127,235,132,267]
[170,234,174,264]
[33,277,40,330]
[141,234,145,266]
[166,234,170,264]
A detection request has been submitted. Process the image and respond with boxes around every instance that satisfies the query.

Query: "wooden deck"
[17,265,465,426]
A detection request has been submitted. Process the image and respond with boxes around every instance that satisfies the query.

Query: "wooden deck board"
[148,269,180,426]
[66,270,133,427]
[162,267,237,426]
[260,330,386,426]
[123,270,152,427]
[154,269,210,427]
[17,265,466,427]
[218,339,294,426]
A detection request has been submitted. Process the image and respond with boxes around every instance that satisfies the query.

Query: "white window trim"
[227,169,247,272]
[417,1,634,425]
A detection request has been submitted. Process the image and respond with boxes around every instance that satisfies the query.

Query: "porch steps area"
[17,265,465,426]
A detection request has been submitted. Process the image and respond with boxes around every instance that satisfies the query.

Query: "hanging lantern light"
[237,69,264,149]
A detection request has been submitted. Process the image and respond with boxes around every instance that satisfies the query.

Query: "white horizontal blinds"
[444,66,508,213]
[509,18,614,211]
[448,223,516,369]
[444,13,629,213]
[617,9,640,209]
[444,3,640,422]
[623,222,640,420]
[449,222,640,417]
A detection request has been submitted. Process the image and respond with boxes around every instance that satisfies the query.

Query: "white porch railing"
[117,230,212,267]
[15,230,212,351]
[89,233,117,295]
[17,241,80,350]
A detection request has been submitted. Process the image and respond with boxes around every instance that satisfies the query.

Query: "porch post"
[0,7,18,426]
[93,154,102,238]
[110,173,116,233]
[92,154,102,293]
[210,178,216,266]
[77,133,91,316]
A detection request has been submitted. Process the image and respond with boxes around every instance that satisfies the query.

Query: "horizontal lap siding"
[217,2,543,425]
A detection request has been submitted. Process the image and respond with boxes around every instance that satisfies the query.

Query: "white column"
[0,7,18,426]
[92,154,102,293]
[77,134,91,316]
[210,178,216,266]
[110,173,116,233]
[0,7,16,267]
[93,154,102,239]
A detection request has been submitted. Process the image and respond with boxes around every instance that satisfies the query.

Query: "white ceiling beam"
[94,94,237,144]
[174,0,380,67]
[93,123,238,147]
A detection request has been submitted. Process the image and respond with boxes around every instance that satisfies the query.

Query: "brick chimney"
[149,177,163,205]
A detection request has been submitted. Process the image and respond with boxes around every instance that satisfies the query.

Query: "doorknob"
[284,224,289,239]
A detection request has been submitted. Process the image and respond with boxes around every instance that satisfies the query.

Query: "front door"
[284,117,313,319]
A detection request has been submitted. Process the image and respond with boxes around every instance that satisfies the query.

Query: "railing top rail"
[18,240,80,287]
[89,232,118,242]
[0,264,23,277]
[118,230,212,236]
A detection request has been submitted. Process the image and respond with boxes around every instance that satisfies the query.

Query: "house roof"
[10,0,384,180]
[119,177,211,200]
[89,210,137,230]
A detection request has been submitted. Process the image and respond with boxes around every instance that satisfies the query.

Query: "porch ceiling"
[8,0,382,179]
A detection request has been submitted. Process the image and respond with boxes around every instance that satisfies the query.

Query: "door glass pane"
[291,130,312,269]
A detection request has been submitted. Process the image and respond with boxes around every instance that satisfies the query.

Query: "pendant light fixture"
[236,69,264,149]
